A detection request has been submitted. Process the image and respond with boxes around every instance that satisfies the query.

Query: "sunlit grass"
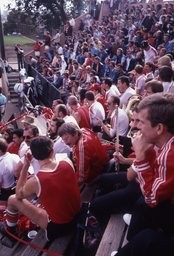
[4,35,34,46]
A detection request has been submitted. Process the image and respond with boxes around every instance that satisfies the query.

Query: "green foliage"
[15,0,68,30]
[13,0,85,30]
[3,8,36,35]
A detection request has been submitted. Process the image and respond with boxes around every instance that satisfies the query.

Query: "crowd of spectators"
[29,2,174,105]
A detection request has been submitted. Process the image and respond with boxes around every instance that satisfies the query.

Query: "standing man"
[14,44,24,71]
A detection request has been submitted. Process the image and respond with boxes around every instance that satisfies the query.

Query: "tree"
[14,0,84,31]
[3,8,36,35]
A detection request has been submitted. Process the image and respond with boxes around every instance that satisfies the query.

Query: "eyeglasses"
[23,136,33,140]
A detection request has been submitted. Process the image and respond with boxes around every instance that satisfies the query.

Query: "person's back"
[0,138,22,200]
[75,128,109,184]
[37,156,80,224]
[76,106,91,129]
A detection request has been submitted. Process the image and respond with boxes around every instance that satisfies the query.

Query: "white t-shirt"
[120,87,136,109]
[105,85,121,100]
[0,152,21,189]
[144,46,157,63]
[63,115,80,128]
[89,101,105,126]
[135,74,146,96]
[109,108,129,138]
[53,136,71,157]
[162,81,174,93]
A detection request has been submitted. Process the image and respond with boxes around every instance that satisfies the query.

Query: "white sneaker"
[123,213,132,226]
[111,251,118,256]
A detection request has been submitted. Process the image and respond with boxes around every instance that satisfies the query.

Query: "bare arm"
[16,152,39,200]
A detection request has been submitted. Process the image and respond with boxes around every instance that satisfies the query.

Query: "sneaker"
[123,213,132,226]
[0,223,17,248]
[111,251,118,256]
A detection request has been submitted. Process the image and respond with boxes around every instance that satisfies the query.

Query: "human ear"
[156,123,165,135]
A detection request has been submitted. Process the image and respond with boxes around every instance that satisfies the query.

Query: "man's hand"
[131,131,152,161]
[24,152,32,166]
[113,151,127,164]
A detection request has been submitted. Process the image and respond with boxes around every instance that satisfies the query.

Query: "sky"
[0,0,15,11]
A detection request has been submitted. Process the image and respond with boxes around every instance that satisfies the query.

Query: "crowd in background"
[29,2,174,104]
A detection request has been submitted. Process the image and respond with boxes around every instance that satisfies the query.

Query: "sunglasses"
[23,136,33,140]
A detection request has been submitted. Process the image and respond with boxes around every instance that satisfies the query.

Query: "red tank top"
[36,160,80,224]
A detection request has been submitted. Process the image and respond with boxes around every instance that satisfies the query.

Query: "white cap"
[24,76,34,83]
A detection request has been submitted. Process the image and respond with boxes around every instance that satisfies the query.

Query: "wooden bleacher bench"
[95,214,128,256]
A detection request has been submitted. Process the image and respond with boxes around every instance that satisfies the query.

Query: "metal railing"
[0,58,10,98]
[25,64,61,108]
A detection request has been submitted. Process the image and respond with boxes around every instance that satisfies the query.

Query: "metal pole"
[0,9,6,60]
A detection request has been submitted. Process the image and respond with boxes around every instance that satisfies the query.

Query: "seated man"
[100,95,129,141]
[47,117,71,157]
[90,109,141,222]
[0,136,80,246]
[58,122,109,186]
[112,228,174,256]
[127,93,174,241]
[0,138,22,201]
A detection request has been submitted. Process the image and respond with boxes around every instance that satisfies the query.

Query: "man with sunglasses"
[21,125,40,175]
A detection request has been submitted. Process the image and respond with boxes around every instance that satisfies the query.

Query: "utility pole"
[0,9,6,60]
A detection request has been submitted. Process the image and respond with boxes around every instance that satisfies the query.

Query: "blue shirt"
[0,93,7,106]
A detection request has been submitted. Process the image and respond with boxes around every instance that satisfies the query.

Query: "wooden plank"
[21,229,48,256]
[121,227,128,248]
[95,214,126,256]
[42,233,73,256]
[0,229,27,256]
[0,241,25,256]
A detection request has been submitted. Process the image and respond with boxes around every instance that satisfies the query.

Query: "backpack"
[73,202,102,255]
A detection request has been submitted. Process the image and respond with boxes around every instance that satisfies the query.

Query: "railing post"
[0,9,6,60]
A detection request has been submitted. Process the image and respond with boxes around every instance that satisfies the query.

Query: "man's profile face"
[130,111,139,130]
[61,133,78,147]
[23,129,34,146]
[48,121,59,140]
[117,80,124,93]
[137,108,157,144]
